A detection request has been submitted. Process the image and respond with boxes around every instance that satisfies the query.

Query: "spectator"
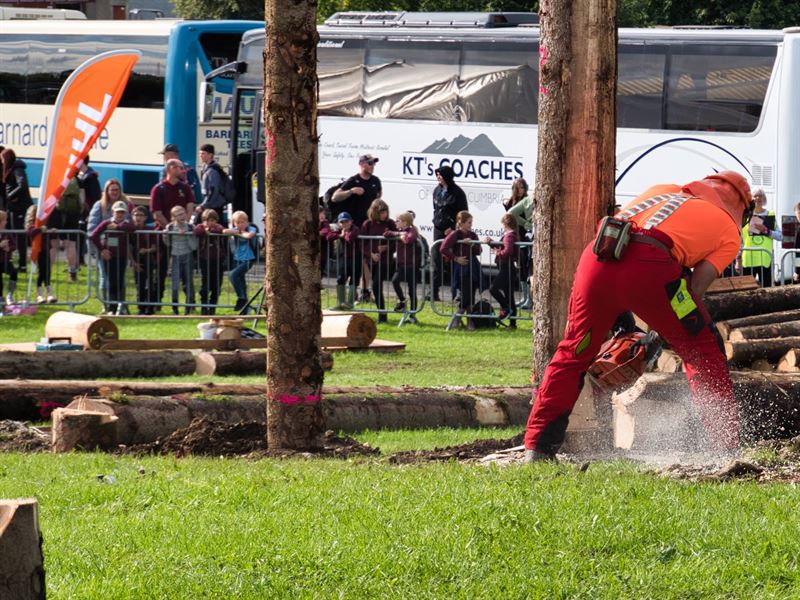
[441,210,481,330]
[162,205,198,315]
[385,211,420,323]
[1,148,33,273]
[0,209,18,305]
[431,165,468,302]
[130,206,160,315]
[194,208,226,315]
[504,177,533,310]
[159,143,202,206]
[224,210,258,312]
[57,176,84,282]
[196,144,228,225]
[331,154,382,303]
[87,179,133,311]
[319,203,333,277]
[360,199,396,323]
[25,205,56,304]
[483,213,519,329]
[330,211,360,311]
[89,201,136,315]
[740,188,782,287]
[76,156,102,268]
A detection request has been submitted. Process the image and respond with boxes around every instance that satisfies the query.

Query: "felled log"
[51,408,118,452]
[656,349,683,373]
[0,350,197,380]
[321,312,377,348]
[44,311,118,349]
[716,308,800,339]
[194,350,333,376]
[778,349,800,373]
[704,285,800,322]
[613,372,800,449]
[706,275,758,295]
[728,320,800,342]
[725,337,800,364]
[0,498,45,600]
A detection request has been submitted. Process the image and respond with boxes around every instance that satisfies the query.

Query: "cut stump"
[0,498,45,600]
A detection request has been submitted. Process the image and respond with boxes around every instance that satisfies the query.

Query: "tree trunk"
[728,320,800,342]
[725,337,800,364]
[777,349,800,373]
[0,350,197,379]
[532,0,617,385]
[704,285,800,322]
[717,309,800,340]
[263,0,325,449]
[195,350,332,376]
[0,499,45,600]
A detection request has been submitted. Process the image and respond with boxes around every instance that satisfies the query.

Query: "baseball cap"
[337,212,352,222]
[359,154,378,165]
[159,143,179,155]
[112,200,128,213]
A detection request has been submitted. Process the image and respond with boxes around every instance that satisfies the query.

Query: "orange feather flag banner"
[31,49,141,262]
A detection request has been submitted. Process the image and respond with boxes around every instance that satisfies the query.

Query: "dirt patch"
[126,417,380,459]
[387,434,524,464]
[0,420,51,452]
[658,435,800,483]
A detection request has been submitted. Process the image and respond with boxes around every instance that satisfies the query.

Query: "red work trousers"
[524,241,739,454]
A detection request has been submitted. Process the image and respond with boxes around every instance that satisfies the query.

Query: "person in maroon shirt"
[483,213,519,328]
[90,201,136,314]
[130,206,161,315]
[0,209,18,305]
[193,208,226,315]
[441,210,482,329]
[384,211,420,321]
[330,211,360,310]
[360,199,396,322]
[319,204,333,278]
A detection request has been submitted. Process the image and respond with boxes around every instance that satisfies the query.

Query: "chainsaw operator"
[523,171,754,462]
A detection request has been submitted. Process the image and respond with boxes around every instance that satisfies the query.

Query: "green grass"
[1,449,799,599]
[2,303,533,387]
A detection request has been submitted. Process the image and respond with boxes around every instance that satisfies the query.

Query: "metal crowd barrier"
[321,234,428,326]
[428,238,533,329]
[779,249,800,285]
[723,247,777,287]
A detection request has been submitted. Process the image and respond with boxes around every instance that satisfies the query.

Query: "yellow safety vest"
[741,210,775,268]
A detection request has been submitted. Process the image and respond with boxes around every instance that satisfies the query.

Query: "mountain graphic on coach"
[421,133,504,157]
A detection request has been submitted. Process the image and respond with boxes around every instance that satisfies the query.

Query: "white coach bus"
[221,11,799,254]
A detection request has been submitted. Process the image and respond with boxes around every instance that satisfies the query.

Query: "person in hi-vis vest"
[740,188,782,287]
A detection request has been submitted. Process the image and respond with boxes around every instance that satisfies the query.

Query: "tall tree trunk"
[532,0,618,385]
[263,0,325,449]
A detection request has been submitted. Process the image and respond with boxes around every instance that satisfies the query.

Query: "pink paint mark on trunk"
[276,394,321,405]
[265,131,276,166]
[539,45,549,96]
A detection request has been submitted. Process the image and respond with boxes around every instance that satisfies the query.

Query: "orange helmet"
[704,171,752,207]
[587,331,660,392]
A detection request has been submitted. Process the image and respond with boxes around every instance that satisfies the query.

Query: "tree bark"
[717,309,800,339]
[704,285,800,322]
[728,320,800,342]
[195,350,332,376]
[0,350,197,379]
[532,0,617,385]
[0,499,45,600]
[725,337,800,364]
[263,1,325,449]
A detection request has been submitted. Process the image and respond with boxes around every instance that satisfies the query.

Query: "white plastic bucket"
[197,322,216,340]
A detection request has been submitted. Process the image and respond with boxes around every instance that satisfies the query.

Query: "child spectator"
[163,205,198,315]
[319,204,333,278]
[89,201,136,314]
[330,211,360,310]
[483,213,519,328]
[360,199,396,322]
[25,204,57,304]
[384,211,420,323]
[57,176,84,282]
[0,210,18,305]
[224,210,258,312]
[194,208,226,315]
[441,210,481,330]
[130,206,160,315]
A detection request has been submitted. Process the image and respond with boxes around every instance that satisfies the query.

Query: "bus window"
[363,39,459,120]
[98,36,167,109]
[617,43,666,129]
[0,38,27,102]
[459,41,538,124]
[665,44,776,133]
[26,36,97,104]
[319,39,366,117]
[199,33,244,70]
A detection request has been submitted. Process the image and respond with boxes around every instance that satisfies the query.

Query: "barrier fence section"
[428,238,533,330]
[321,234,427,326]
[780,249,800,285]
[723,247,778,287]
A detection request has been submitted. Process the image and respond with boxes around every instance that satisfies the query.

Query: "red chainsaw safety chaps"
[524,242,739,453]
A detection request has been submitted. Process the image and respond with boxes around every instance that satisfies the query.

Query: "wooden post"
[0,498,45,600]
[263,0,325,449]
[532,0,618,384]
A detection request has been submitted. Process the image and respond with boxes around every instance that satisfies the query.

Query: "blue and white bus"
[0,19,261,199]
[226,11,800,270]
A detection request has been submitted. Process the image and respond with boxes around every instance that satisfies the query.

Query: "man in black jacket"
[430,165,468,301]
